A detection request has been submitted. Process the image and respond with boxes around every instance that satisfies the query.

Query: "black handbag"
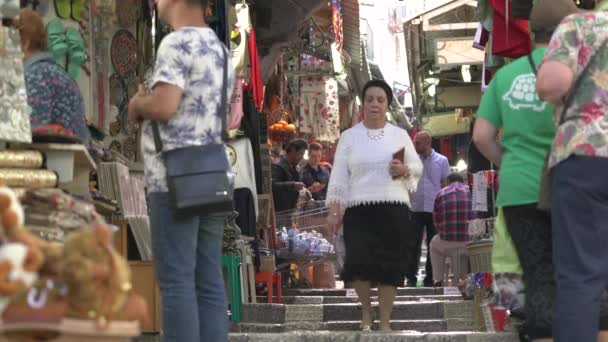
[152,47,233,219]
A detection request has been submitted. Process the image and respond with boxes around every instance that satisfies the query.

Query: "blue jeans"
[551,156,608,342]
[149,192,228,342]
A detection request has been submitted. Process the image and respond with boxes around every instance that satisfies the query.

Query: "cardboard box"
[129,261,161,333]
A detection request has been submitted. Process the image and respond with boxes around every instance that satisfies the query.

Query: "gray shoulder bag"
[152,46,233,219]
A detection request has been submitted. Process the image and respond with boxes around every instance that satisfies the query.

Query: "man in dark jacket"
[272,139,308,212]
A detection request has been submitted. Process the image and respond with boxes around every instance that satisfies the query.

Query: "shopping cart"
[274,194,337,288]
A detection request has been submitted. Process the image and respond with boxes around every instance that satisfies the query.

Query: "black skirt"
[341,203,415,287]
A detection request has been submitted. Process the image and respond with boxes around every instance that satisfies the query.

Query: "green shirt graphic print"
[477,47,555,207]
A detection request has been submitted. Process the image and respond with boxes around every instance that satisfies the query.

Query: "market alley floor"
[133,285,520,342]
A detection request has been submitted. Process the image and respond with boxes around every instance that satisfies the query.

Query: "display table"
[0,319,140,341]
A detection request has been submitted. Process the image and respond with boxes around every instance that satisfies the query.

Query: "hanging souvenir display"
[109,140,122,155]
[109,73,125,107]
[124,74,139,101]
[330,0,343,51]
[124,121,140,137]
[96,0,116,21]
[109,119,121,137]
[123,136,137,160]
[116,0,140,28]
[92,5,111,128]
[111,29,138,78]
[0,27,32,144]
[298,67,340,143]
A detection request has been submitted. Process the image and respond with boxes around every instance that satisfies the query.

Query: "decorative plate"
[124,74,139,100]
[124,120,140,136]
[108,73,125,107]
[116,0,140,28]
[109,119,122,136]
[123,137,137,160]
[109,140,122,154]
[110,29,138,78]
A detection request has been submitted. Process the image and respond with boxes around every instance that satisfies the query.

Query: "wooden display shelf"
[0,319,140,341]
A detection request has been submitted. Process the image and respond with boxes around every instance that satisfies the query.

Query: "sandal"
[53,0,70,19]
[46,19,67,64]
[65,27,86,80]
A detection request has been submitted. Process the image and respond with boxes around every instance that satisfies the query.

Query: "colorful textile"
[299,76,340,142]
[432,182,474,242]
[330,0,343,50]
[544,12,608,168]
[24,52,90,142]
[488,0,532,58]
[245,28,263,110]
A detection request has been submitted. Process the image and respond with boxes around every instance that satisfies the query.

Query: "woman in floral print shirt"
[537,3,608,342]
[14,10,90,142]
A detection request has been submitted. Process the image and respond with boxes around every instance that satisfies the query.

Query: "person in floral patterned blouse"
[14,9,90,142]
[537,3,608,342]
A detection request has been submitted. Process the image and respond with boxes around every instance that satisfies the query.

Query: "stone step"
[281,287,444,297]
[229,331,519,342]
[322,295,464,304]
[243,304,324,324]
[323,302,444,321]
[256,295,464,305]
[324,319,447,332]
[241,300,474,324]
[242,302,444,323]
[231,318,477,334]
[232,319,446,333]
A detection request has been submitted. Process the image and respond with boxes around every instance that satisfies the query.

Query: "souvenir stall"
[248,1,361,291]
[0,1,150,340]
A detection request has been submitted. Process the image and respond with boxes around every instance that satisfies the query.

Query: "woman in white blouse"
[327,80,422,331]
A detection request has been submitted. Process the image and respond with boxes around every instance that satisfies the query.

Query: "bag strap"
[527,53,538,75]
[153,44,230,153]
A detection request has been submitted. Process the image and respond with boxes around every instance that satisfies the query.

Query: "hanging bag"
[152,47,233,219]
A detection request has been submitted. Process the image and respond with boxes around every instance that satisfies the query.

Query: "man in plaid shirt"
[429,173,474,286]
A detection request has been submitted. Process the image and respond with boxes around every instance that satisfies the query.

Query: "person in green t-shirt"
[472,1,578,340]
